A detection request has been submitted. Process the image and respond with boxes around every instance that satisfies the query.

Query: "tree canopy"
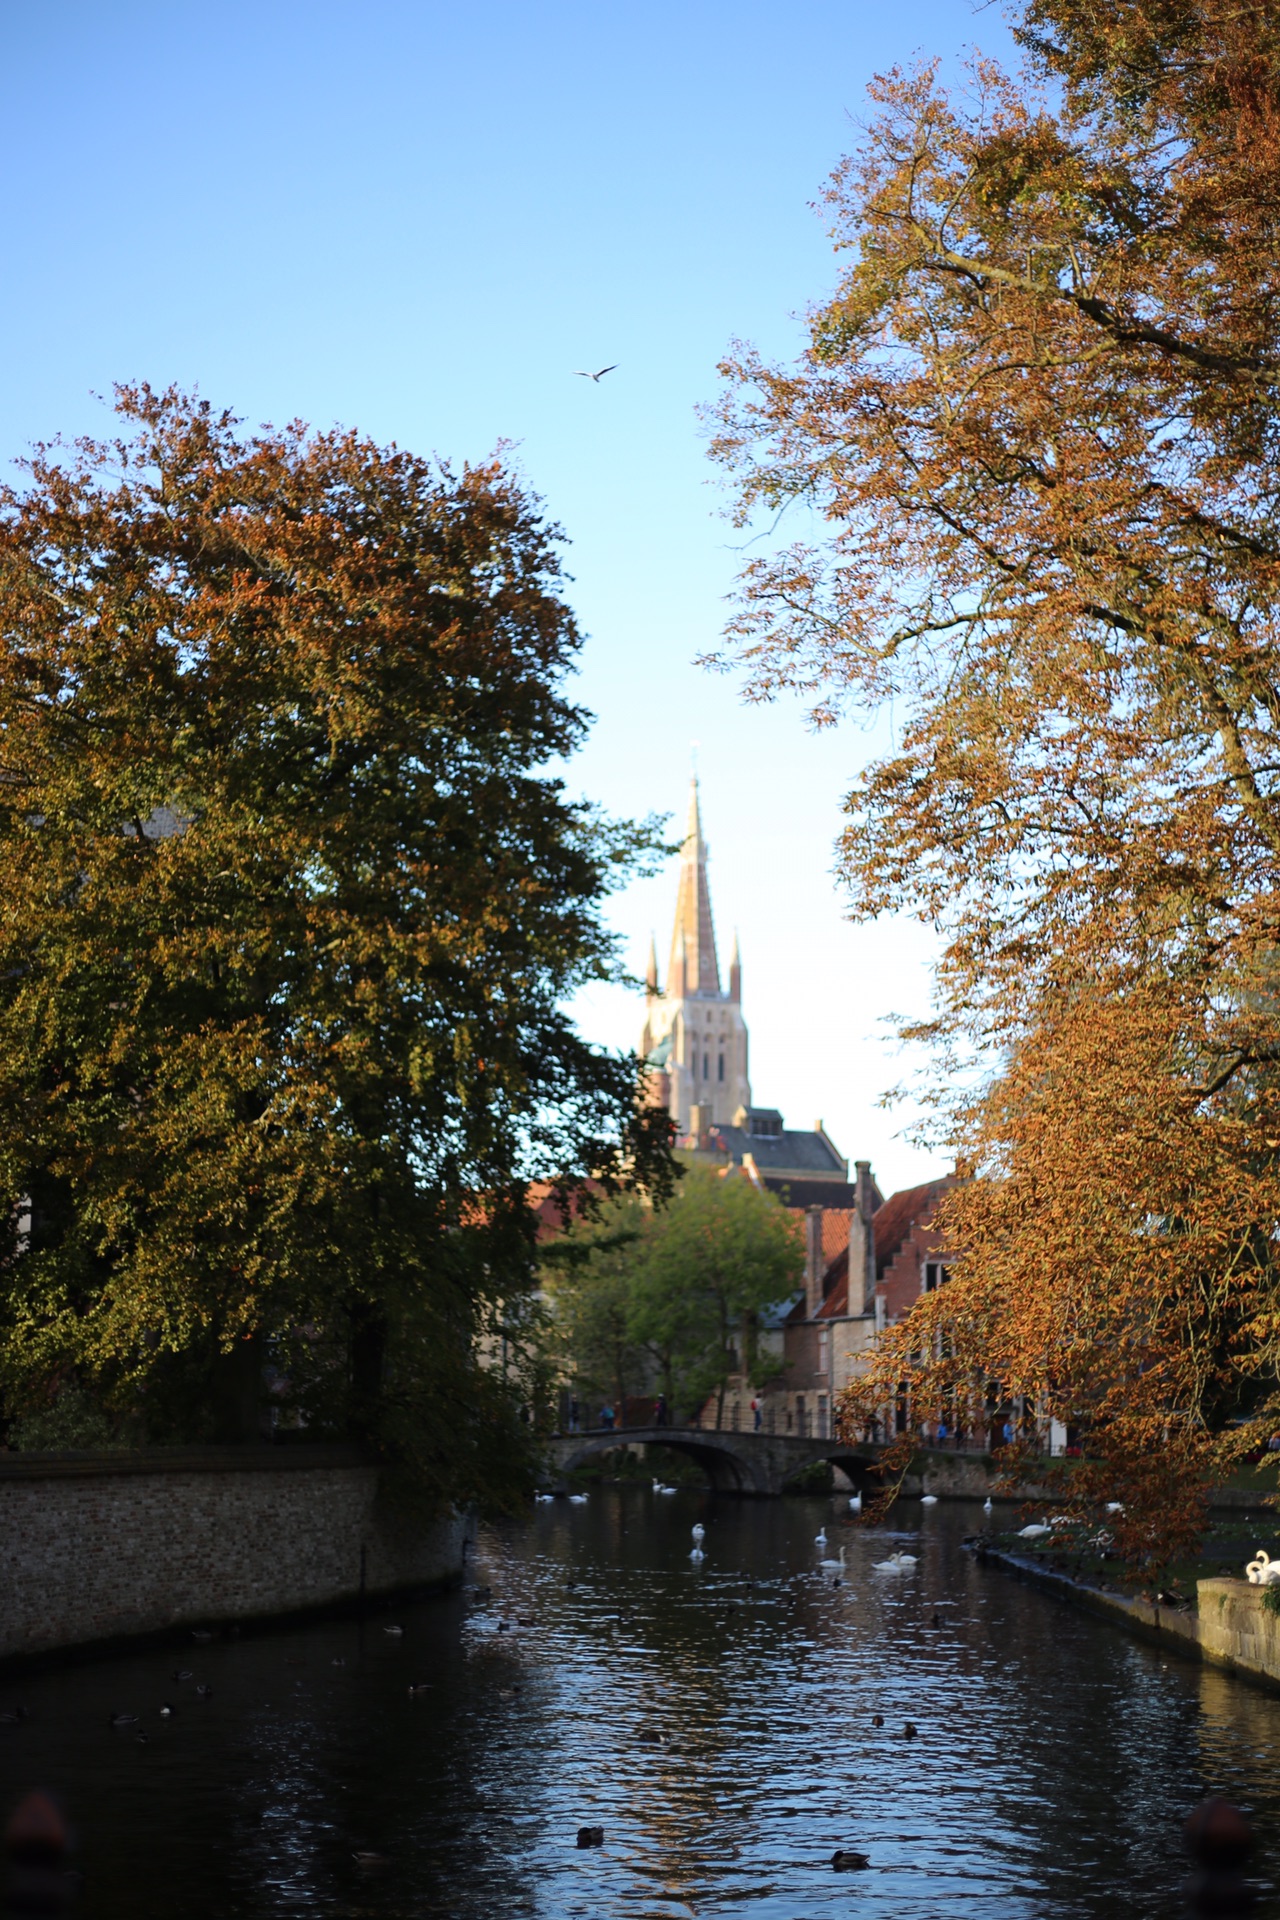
[0,384,674,1509]
[545,1164,802,1427]
[709,1,1280,1558]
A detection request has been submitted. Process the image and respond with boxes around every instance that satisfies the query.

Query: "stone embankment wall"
[0,1446,467,1665]
[1197,1578,1280,1686]
[979,1547,1280,1694]
[901,1451,1049,1503]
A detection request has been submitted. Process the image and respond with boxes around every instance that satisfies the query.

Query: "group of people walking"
[564,1394,673,1433]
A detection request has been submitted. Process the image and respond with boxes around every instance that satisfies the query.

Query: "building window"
[703,1053,710,1079]
[923,1261,950,1292]
[717,1054,724,1081]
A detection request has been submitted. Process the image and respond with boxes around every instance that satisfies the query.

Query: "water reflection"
[2,1490,1279,1916]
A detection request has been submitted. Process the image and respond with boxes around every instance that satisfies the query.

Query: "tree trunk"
[210,1331,264,1444]
[349,1301,387,1445]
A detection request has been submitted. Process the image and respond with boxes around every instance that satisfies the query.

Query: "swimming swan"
[815,1528,828,1547]
[691,1523,705,1545]
[689,1547,705,1563]
[920,1495,938,1506]
[849,1493,863,1513]
[568,1493,588,1505]
[872,1552,917,1572]
[819,1547,847,1574]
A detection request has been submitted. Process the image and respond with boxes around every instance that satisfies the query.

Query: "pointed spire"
[645,933,659,999]
[671,924,687,1001]
[666,776,721,997]
[729,929,741,1004]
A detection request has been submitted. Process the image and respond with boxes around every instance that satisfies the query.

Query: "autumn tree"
[0,385,674,1510]
[709,1,1280,1559]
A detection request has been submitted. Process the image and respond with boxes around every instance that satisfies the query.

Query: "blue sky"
[1,1,1015,1196]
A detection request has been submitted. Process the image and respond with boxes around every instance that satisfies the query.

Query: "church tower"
[640,779,751,1137]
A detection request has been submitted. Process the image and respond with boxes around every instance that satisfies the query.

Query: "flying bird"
[573,365,617,382]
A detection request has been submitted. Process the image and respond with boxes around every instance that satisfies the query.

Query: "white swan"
[1018,1523,1050,1540]
[815,1527,828,1547]
[819,1546,847,1574]
[689,1547,705,1563]
[691,1523,705,1545]
[534,1493,554,1504]
[849,1492,863,1513]
[983,1497,993,1513]
[920,1495,938,1506]
[1246,1551,1280,1585]
[653,1483,676,1495]
[872,1551,917,1572]
[568,1493,588,1506]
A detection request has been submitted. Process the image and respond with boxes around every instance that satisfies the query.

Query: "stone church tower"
[640,778,751,1136]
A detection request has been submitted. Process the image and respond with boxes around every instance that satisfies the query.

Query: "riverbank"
[971,1539,1280,1695]
[0,1445,469,1671]
[898,1446,1280,1512]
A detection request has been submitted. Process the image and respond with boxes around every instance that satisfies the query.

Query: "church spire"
[645,933,659,1000]
[667,776,721,997]
[729,929,741,1004]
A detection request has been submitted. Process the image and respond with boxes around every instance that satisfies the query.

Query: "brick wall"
[878,1214,949,1323]
[0,1446,467,1661]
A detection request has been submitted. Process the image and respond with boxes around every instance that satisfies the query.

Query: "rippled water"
[4,1489,1280,1917]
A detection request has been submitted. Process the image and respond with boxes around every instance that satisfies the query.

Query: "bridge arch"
[546,1426,882,1497]
[550,1426,771,1494]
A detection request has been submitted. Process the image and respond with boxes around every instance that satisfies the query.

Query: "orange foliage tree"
[709,0,1280,1563]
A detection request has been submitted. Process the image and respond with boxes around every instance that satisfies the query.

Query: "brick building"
[711,1168,958,1437]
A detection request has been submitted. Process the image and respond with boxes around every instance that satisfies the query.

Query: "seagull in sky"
[573,364,618,382]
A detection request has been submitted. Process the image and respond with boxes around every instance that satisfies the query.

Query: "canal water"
[3,1491,1280,1918]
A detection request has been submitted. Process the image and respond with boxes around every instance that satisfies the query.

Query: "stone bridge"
[546,1424,878,1497]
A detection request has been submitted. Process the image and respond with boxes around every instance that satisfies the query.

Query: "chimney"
[849,1160,877,1313]
[805,1205,825,1319]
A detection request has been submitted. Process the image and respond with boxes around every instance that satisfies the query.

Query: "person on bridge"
[601,1404,616,1430]
[654,1394,669,1427]
[752,1398,762,1432]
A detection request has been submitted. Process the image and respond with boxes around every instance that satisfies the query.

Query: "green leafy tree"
[541,1195,650,1419]
[630,1164,802,1427]
[0,384,675,1508]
